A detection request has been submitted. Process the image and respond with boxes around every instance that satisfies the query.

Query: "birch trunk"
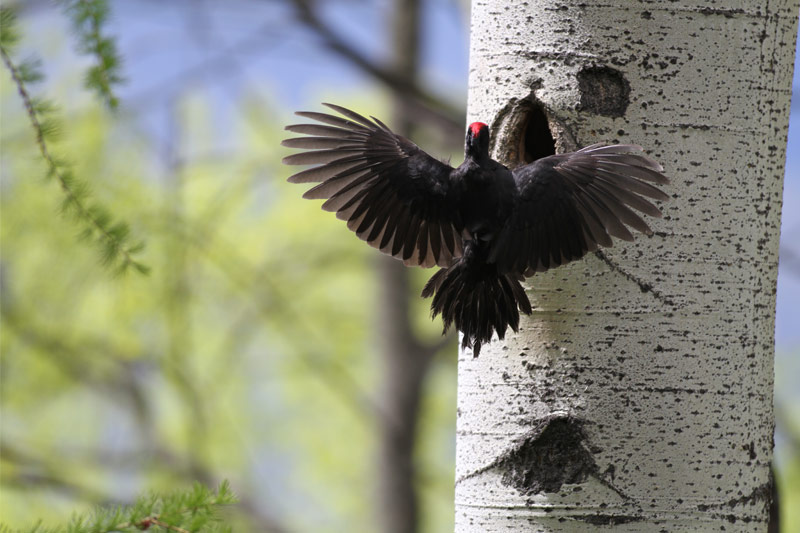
[455,1,798,531]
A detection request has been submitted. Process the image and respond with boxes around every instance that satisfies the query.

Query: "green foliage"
[778,451,800,533]
[1,11,456,532]
[0,5,147,275]
[775,346,800,533]
[1,89,451,531]
[0,482,236,533]
[58,0,122,109]
[0,7,20,49]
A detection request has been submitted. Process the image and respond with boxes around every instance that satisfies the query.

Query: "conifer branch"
[59,0,122,109]
[289,0,464,138]
[0,7,147,274]
[1,482,237,533]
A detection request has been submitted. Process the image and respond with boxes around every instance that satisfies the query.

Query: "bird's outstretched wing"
[283,103,464,268]
[489,144,669,276]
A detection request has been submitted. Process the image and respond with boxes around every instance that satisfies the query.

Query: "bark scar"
[500,415,595,494]
[455,414,636,505]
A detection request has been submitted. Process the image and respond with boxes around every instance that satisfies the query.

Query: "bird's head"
[465,122,490,159]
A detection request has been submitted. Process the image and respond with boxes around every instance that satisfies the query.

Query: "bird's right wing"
[283,104,464,268]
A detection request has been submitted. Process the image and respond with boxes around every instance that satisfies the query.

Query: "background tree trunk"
[455,1,798,531]
[376,1,432,533]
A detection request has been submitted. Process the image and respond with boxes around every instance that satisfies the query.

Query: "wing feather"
[493,145,668,274]
[284,105,463,267]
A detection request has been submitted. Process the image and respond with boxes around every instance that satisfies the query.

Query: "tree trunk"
[455,1,798,531]
[377,256,428,533]
[376,1,430,533]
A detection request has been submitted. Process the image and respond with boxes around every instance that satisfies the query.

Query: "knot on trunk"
[577,66,631,118]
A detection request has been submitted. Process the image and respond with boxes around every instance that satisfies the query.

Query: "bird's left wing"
[489,144,669,276]
[282,104,464,268]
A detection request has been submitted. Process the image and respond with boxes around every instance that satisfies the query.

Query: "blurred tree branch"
[161,211,386,425]
[2,262,289,531]
[0,302,153,430]
[161,106,210,470]
[288,0,465,140]
[0,455,123,508]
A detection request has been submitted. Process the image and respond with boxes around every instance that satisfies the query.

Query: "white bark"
[455,1,798,531]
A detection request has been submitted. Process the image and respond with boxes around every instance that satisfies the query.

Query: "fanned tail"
[421,252,532,357]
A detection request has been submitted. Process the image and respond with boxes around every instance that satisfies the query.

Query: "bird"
[282,103,669,356]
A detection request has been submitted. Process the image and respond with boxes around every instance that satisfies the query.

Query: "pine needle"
[1,482,237,533]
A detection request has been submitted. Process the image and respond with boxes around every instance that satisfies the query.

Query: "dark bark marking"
[595,249,675,306]
[697,7,747,18]
[577,66,630,118]
[695,479,773,525]
[725,480,772,509]
[499,415,597,494]
[570,514,645,525]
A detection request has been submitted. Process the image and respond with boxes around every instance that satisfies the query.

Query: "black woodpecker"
[282,104,669,356]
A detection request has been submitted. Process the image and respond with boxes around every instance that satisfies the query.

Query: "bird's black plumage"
[282,104,669,356]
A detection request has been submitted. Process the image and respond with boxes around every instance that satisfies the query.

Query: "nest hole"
[517,103,555,165]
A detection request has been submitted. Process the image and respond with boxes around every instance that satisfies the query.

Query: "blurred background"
[0,1,798,531]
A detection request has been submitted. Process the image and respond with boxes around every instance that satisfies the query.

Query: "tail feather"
[422,256,532,357]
